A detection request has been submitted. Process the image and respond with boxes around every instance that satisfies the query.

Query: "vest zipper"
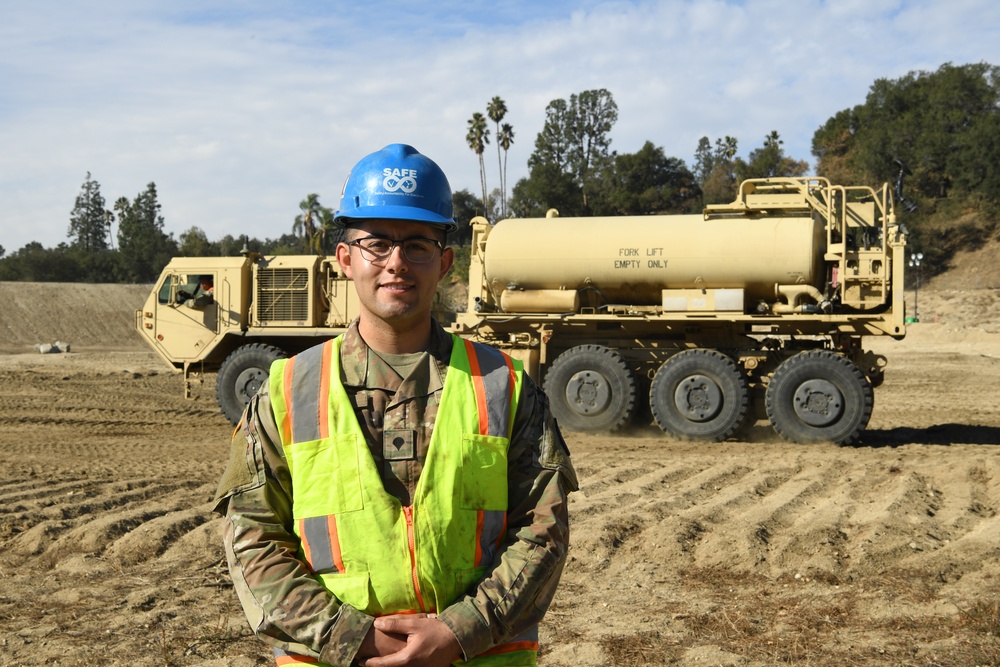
[403,505,427,612]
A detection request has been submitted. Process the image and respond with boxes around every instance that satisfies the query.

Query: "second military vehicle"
[452,176,907,445]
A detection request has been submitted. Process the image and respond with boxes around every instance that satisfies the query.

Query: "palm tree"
[487,97,507,216]
[466,112,490,216]
[294,193,322,254]
[498,122,515,219]
[318,206,338,254]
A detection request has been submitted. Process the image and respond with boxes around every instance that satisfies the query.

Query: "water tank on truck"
[452,176,908,445]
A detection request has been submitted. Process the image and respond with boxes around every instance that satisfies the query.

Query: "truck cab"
[136,256,252,372]
[136,253,359,423]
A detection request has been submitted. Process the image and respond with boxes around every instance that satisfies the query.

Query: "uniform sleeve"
[188,292,214,309]
[436,375,578,660]
[213,388,374,667]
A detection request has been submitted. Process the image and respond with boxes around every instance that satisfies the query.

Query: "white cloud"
[1,0,999,257]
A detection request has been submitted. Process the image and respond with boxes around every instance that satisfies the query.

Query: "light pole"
[908,252,924,323]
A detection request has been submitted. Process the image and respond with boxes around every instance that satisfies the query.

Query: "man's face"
[335,219,454,332]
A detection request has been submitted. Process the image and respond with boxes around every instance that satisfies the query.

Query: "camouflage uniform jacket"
[214,319,578,667]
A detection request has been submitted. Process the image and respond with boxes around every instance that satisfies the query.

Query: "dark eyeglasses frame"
[347,235,445,265]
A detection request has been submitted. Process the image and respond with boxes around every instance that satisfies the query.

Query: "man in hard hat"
[214,144,577,667]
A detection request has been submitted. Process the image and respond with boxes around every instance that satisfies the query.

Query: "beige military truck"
[451,176,908,445]
[139,175,907,443]
[136,253,359,424]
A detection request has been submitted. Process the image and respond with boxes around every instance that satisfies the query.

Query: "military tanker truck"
[138,175,906,443]
[451,176,907,445]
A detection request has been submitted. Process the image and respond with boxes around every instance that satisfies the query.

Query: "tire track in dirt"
[567,440,1000,579]
[548,434,1000,666]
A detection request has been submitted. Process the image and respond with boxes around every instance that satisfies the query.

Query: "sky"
[2,0,999,256]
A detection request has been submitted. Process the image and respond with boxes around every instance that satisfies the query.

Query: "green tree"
[735,131,809,181]
[217,234,247,257]
[450,188,484,246]
[812,62,1000,276]
[178,226,216,256]
[700,136,739,205]
[466,112,490,216]
[530,98,573,171]
[293,193,331,255]
[0,242,82,282]
[693,136,714,187]
[487,96,508,217]
[116,183,177,282]
[810,107,858,186]
[571,89,618,211]
[319,207,341,255]
[527,89,618,214]
[517,89,618,216]
[66,172,122,281]
[260,233,303,256]
[68,172,112,253]
[510,161,581,217]
[595,141,701,215]
[814,62,1000,202]
[498,122,515,219]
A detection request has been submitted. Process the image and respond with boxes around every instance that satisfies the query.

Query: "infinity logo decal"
[383,175,417,193]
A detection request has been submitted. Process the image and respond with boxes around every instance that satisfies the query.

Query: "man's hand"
[356,622,408,661]
[359,614,461,667]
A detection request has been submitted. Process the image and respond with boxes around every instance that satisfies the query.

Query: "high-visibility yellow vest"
[268,334,537,667]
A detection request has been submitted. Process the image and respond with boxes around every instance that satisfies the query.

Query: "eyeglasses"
[348,235,444,265]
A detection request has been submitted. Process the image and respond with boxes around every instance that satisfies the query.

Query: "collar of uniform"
[339,318,453,394]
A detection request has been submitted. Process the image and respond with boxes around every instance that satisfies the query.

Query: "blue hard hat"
[334,144,456,232]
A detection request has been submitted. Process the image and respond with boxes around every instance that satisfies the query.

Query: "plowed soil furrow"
[0,477,95,508]
[3,479,209,558]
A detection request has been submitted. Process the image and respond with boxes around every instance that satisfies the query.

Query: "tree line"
[0,178,344,282]
[2,61,997,282]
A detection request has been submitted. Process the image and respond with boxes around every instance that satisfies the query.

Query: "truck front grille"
[257,268,309,322]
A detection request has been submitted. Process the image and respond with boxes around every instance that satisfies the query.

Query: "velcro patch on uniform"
[383,429,416,460]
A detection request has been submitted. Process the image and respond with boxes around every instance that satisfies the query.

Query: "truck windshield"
[157,275,200,305]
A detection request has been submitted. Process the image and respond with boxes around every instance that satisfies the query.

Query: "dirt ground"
[1,271,999,666]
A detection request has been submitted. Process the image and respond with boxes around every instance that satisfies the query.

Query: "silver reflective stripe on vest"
[301,515,340,574]
[477,509,506,567]
[289,343,327,443]
[471,342,514,438]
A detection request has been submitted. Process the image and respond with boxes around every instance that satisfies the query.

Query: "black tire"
[216,344,287,425]
[765,350,873,445]
[543,345,637,432]
[649,349,749,441]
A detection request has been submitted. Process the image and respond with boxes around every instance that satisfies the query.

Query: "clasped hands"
[356,613,461,667]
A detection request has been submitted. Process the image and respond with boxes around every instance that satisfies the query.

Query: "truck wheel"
[649,349,749,441]
[765,350,872,445]
[216,344,287,425]
[543,345,637,432]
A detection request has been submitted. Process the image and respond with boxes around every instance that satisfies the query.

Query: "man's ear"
[335,242,354,279]
[438,247,455,281]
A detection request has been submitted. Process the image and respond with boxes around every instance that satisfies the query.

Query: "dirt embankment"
[1,280,999,666]
[0,282,150,353]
